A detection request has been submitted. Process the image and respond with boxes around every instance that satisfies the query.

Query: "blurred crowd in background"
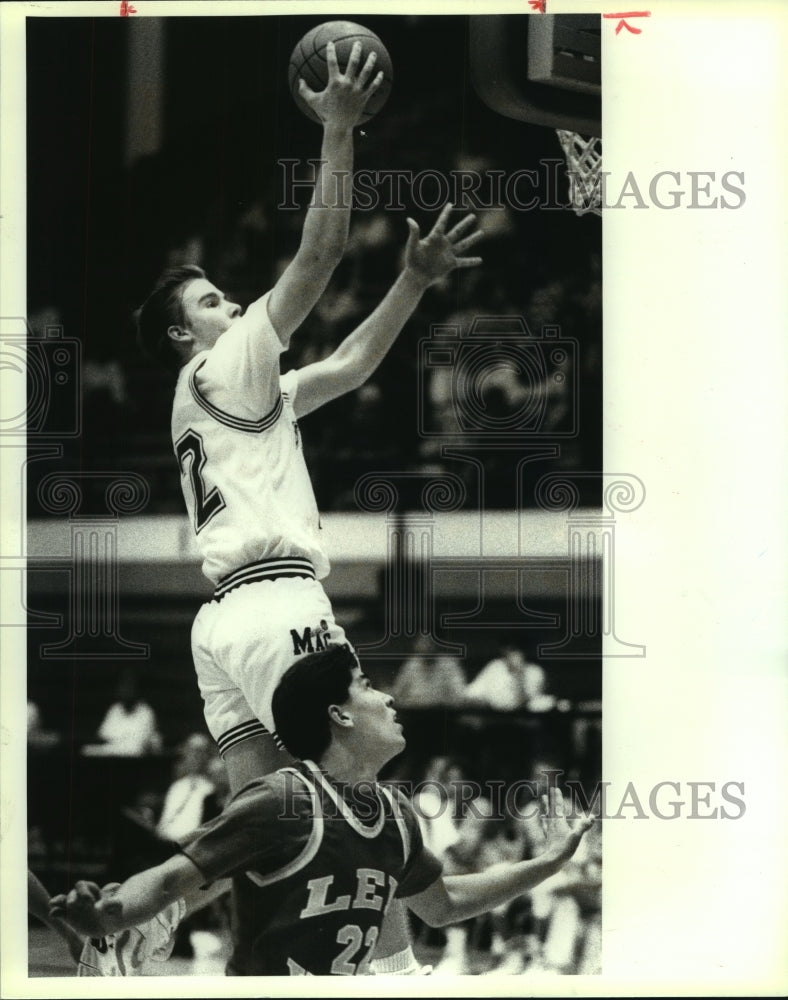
[28,641,601,974]
[28,165,601,513]
[26,15,602,516]
[25,15,602,976]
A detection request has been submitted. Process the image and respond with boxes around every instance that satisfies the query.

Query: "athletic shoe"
[77,899,185,976]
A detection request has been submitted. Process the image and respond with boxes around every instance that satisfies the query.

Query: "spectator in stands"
[432,794,493,975]
[27,700,60,751]
[92,669,162,757]
[522,763,602,976]
[413,755,465,860]
[390,635,466,708]
[156,734,221,843]
[463,644,555,712]
[476,808,535,976]
[156,733,228,961]
[412,756,470,973]
[529,818,602,976]
[205,754,231,813]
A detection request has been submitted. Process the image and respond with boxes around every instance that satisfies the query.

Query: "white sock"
[370,945,421,975]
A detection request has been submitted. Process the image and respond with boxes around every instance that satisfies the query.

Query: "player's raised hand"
[49,880,120,938]
[404,204,484,286]
[539,786,595,865]
[298,40,384,128]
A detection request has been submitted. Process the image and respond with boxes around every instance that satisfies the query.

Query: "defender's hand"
[540,787,595,865]
[404,204,484,286]
[49,881,121,938]
[298,41,384,129]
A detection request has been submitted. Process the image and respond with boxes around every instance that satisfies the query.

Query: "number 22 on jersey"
[286,924,379,976]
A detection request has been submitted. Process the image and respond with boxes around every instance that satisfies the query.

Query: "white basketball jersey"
[171,293,329,585]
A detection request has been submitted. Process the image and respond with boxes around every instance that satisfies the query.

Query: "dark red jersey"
[182,759,442,975]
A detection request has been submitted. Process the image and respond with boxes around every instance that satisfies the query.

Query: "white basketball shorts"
[191,557,352,756]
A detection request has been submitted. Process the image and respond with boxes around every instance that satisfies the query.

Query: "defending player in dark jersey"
[50,646,593,977]
[179,760,439,975]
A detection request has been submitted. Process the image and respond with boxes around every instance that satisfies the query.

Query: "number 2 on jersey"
[330,924,379,976]
[175,430,226,532]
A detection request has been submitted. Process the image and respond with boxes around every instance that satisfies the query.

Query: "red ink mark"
[119,0,137,14]
[528,0,546,12]
[603,11,651,34]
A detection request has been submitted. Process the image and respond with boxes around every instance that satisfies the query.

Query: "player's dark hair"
[135,265,206,371]
[272,645,357,761]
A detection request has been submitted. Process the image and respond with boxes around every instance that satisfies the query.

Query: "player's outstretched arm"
[48,854,204,939]
[291,203,483,417]
[406,788,594,928]
[266,40,384,346]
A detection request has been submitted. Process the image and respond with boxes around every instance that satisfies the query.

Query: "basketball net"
[556,130,602,217]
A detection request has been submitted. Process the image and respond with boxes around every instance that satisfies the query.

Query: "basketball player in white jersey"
[151,201,480,789]
[136,41,483,975]
[139,188,482,793]
[140,205,481,790]
[137,38,385,788]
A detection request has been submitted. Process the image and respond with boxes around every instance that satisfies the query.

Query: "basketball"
[288,21,393,124]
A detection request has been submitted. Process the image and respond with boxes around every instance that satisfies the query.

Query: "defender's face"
[343,668,406,759]
[179,279,241,350]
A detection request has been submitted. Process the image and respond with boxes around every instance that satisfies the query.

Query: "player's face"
[344,668,406,761]
[180,279,242,349]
